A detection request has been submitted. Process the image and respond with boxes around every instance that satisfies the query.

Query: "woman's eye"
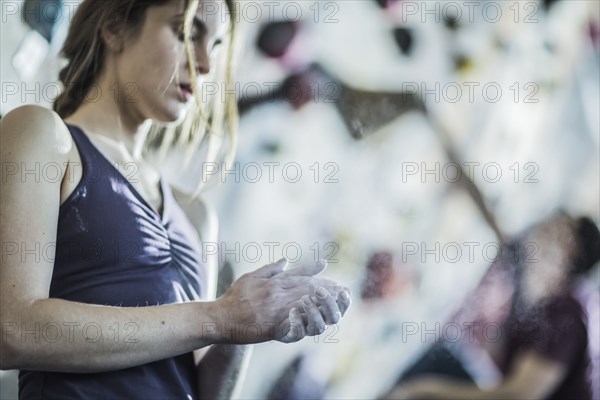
[176,29,200,42]
[210,39,222,53]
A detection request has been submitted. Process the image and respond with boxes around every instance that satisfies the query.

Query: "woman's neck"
[65,106,154,160]
[63,68,153,158]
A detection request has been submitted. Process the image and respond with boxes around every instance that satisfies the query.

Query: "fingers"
[276,275,341,291]
[301,295,326,336]
[310,285,352,315]
[336,289,352,317]
[250,259,328,280]
[279,307,306,343]
[250,258,288,278]
[289,286,351,321]
[315,287,342,324]
[277,288,351,343]
[281,259,327,277]
[308,287,351,323]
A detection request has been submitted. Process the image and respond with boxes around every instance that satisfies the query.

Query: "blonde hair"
[54,0,240,199]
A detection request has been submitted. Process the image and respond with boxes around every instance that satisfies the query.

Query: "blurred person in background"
[0,1,352,399]
[385,212,599,400]
[390,240,521,390]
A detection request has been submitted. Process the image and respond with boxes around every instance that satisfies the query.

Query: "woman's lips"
[178,83,193,101]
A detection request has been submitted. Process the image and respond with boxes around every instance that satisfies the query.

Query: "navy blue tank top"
[19,123,208,399]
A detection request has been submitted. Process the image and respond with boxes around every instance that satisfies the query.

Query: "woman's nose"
[195,50,210,75]
[194,43,211,75]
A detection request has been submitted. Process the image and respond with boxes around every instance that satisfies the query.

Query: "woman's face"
[112,0,230,123]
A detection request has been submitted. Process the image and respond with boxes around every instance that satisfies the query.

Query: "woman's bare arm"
[0,106,224,373]
[196,344,252,400]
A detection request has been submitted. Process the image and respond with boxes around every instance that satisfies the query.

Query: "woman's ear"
[100,25,124,53]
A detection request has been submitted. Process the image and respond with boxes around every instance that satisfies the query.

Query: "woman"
[0,1,351,399]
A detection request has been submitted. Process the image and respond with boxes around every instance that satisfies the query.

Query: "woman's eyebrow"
[173,13,208,35]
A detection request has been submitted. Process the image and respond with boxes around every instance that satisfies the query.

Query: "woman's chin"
[153,103,189,124]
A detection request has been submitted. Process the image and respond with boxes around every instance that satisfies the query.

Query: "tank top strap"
[63,122,102,171]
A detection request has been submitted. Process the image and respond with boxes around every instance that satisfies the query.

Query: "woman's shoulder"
[1,105,73,162]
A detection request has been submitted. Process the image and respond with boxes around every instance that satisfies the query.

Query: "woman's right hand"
[214,258,351,344]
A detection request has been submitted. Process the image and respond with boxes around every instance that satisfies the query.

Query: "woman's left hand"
[280,285,352,343]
